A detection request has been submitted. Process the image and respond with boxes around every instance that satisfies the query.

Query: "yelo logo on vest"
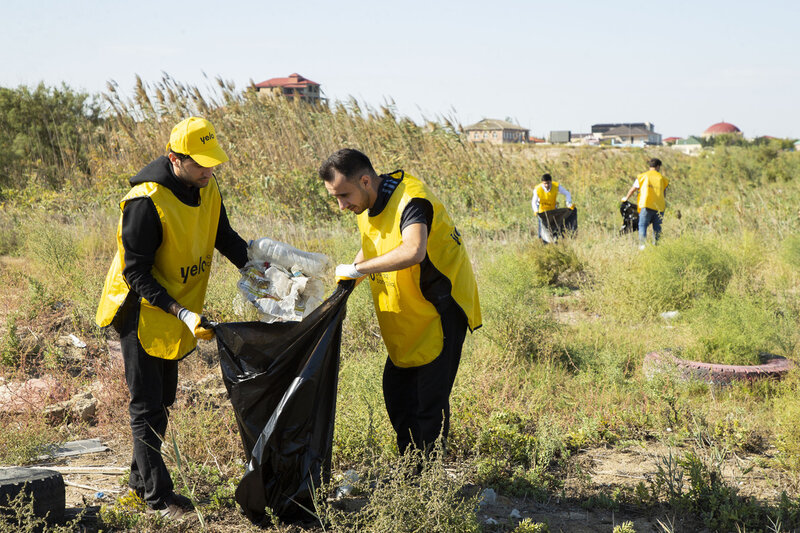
[180,255,213,284]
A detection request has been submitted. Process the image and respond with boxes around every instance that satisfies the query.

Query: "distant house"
[602,124,662,146]
[463,119,529,145]
[663,137,681,145]
[253,73,322,104]
[672,136,703,156]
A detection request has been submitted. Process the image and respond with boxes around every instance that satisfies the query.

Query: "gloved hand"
[178,308,215,340]
[335,263,363,283]
[568,203,575,210]
[621,197,629,203]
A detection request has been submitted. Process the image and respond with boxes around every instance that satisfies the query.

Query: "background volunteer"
[319,148,481,455]
[95,117,248,518]
[622,158,669,246]
[531,173,573,240]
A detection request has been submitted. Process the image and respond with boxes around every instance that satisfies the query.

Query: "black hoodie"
[121,156,248,313]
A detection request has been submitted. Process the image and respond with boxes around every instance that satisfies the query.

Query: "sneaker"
[147,492,195,520]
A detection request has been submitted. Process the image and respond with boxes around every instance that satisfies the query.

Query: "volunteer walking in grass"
[622,158,669,247]
[319,148,481,455]
[531,173,573,241]
[96,117,249,519]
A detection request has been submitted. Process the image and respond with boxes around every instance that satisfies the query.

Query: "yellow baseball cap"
[166,117,229,167]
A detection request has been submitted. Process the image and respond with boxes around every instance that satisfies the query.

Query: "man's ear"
[359,174,370,188]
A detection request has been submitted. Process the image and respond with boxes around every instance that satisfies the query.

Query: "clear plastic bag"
[236,238,330,323]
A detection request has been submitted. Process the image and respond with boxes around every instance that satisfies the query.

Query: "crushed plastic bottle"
[248,237,330,278]
[237,238,330,323]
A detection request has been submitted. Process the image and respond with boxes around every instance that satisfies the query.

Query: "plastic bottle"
[248,237,330,277]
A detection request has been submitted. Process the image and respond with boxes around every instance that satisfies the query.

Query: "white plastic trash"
[236,238,330,323]
[248,237,330,277]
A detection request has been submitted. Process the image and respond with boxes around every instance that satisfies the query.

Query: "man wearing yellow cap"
[319,148,481,456]
[96,117,248,518]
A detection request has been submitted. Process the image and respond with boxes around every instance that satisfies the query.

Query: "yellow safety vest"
[356,172,481,368]
[535,182,560,213]
[636,170,668,212]
[95,179,221,360]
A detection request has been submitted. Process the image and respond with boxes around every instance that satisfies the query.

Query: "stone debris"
[44,390,98,424]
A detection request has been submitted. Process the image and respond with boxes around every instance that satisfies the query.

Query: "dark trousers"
[118,297,177,507]
[382,305,468,454]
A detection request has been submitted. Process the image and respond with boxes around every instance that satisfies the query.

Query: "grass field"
[1,78,800,532]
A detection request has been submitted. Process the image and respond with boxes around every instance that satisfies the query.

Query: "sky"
[2,0,799,139]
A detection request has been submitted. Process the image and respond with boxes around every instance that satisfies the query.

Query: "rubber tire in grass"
[0,467,65,523]
[643,350,795,385]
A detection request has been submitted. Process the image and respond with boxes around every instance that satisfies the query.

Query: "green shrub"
[527,242,585,289]
[472,411,564,497]
[773,377,800,472]
[780,234,800,269]
[480,245,559,360]
[596,237,735,320]
[320,448,481,532]
[513,518,550,532]
[682,294,792,364]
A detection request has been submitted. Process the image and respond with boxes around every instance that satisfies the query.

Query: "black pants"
[382,304,468,454]
[118,297,177,507]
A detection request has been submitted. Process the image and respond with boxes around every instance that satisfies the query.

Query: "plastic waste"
[236,238,330,323]
[334,469,359,499]
[248,237,330,278]
[479,488,497,506]
[217,280,355,523]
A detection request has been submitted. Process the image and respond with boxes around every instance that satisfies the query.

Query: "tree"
[0,83,101,189]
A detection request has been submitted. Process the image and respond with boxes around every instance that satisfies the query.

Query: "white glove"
[335,263,363,282]
[621,196,629,203]
[178,308,215,340]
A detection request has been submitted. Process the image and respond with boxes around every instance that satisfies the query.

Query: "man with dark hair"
[622,158,669,247]
[319,148,481,455]
[531,173,573,241]
[96,117,249,519]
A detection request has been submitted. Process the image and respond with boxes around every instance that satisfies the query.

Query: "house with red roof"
[254,73,322,104]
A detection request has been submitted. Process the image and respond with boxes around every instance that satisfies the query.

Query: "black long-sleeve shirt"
[120,156,248,313]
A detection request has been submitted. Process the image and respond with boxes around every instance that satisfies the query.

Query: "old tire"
[0,467,65,523]
[643,350,795,385]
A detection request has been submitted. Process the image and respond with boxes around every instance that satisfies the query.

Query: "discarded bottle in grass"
[248,237,330,278]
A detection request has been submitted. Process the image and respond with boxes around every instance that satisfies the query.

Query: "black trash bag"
[619,201,639,235]
[538,206,578,243]
[216,280,355,524]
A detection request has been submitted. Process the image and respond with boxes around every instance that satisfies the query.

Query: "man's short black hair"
[648,158,662,169]
[169,149,191,161]
[318,148,377,182]
[541,173,552,182]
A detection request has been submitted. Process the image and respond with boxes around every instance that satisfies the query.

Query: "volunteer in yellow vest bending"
[319,148,481,455]
[95,117,249,519]
[531,173,573,240]
[622,158,669,246]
